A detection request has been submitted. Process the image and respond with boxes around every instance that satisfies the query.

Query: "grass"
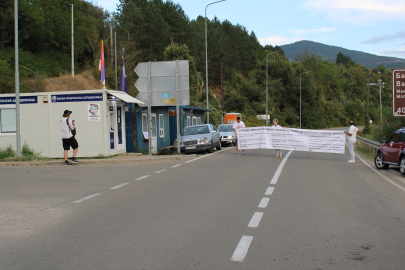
[0,143,52,162]
[355,145,376,161]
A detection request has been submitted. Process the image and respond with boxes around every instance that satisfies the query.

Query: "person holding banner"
[233,116,246,156]
[344,120,360,163]
[271,118,283,158]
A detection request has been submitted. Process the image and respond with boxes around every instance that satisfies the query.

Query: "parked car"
[375,128,405,174]
[217,124,236,146]
[174,124,221,154]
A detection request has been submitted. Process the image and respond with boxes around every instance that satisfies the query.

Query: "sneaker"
[64,160,72,166]
[242,152,246,156]
[348,160,355,163]
[71,158,79,164]
[235,152,239,156]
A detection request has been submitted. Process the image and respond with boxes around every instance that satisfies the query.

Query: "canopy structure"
[106,90,144,104]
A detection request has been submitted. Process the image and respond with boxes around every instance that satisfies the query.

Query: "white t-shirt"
[348,125,359,142]
[271,124,281,128]
[233,120,245,130]
[61,117,74,139]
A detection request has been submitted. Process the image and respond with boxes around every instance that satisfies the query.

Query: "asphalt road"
[1,145,405,270]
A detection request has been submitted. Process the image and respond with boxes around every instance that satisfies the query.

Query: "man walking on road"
[233,116,246,156]
[61,110,79,166]
[344,120,360,163]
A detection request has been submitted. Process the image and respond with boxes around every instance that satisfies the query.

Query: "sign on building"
[393,69,405,117]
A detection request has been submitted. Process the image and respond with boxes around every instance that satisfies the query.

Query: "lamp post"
[368,79,384,131]
[205,0,226,123]
[265,50,281,126]
[196,72,200,107]
[300,71,312,129]
[64,1,74,78]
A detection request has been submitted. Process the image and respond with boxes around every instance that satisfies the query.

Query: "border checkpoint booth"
[0,89,143,158]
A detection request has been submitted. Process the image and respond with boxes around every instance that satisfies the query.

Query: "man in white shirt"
[344,120,360,163]
[61,110,79,166]
[233,116,245,156]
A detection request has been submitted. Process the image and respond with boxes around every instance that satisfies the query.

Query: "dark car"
[375,128,405,174]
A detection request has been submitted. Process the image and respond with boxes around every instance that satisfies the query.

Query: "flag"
[120,47,127,92]
[99,40,105,86]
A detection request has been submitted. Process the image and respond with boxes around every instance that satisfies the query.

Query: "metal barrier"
[356,135,381,156]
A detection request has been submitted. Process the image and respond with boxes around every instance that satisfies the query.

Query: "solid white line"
[355,153,405,193]
[247,212,264,228]
[74,193,100,203]
[110,182,129,190]
[184,147,232,164]
[135,175,149,181]
[155,169,167,174]
[231,235,254,262]
[265,186,274,195]
[258,197,270,208]
[171,164,182,168]
[270,150,293,185]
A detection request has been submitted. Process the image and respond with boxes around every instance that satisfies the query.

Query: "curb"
[0,154,197,167]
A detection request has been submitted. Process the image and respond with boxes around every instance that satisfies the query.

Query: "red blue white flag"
[99,40,105,86]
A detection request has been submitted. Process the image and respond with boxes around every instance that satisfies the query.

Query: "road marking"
[74,193,100,203]
[258,197,270,208]
[155,169,166,174]
[171,164,181,168]
[355,153,405,193]
[247,212,264,228]
[184,147,232,164]
[110,182,129,190]
[135,175,149,181]
[265,186,274,195]
[231,235,254,262]
[270,150,293,185]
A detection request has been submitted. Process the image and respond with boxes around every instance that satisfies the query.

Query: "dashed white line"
[74,193,100,203]
[265,186,274,195]
[110,182,129,190]
[270,150,293,185]
[135,175,150,181]
[155,169,167,174]
[258,197,270,208]
[231,235,254,262]
[247,212,264,228]
[171,164,182,168]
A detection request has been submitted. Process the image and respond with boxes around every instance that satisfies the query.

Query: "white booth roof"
[106,90,144,104]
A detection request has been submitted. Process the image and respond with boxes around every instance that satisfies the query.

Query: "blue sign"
[51,93,103,103]
[0,96,37,105]
[162,93,169,99]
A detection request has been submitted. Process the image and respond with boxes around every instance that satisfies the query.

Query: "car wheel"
[217,142,222,150]
[374,153,388,169]
[207,140,214,153]
[400,157,405,175]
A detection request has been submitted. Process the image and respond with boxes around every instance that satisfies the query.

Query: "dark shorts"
[62,137,78,151]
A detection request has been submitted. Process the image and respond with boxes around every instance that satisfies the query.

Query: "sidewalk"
[0,153,197,167]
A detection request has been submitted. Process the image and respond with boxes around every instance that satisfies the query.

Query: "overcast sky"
[98,0,405,59]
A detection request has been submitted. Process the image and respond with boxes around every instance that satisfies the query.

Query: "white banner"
[237,127,345,154]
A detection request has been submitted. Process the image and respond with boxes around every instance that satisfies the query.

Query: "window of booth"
[0,108,16,133]
[197,117,201,125]
[187,116,191,127]
[142,113,148,132]
[159,114,164,138]
[192,116,197,126]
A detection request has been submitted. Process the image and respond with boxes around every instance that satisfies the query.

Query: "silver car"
[174,124,221,154]
[217,124,236,146]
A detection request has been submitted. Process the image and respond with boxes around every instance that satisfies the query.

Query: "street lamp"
[196,72,201,107]
[300,70,312,129]
[368,79,384,131]
[265,50,281,126]
[64,1,74,78]
[205,0,226,123]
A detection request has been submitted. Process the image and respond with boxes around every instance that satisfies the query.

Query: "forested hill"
[281,40,405,69]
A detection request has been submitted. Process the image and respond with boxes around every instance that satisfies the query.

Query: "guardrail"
[356,135,381,155]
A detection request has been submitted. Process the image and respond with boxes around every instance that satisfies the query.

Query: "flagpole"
[114,32,117,90]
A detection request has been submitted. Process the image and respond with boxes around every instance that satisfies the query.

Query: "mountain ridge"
[280,40,405,69]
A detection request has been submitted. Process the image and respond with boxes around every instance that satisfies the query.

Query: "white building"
[0,89,143,158]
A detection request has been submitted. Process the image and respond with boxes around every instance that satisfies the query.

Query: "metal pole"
[205,0,226,124]
[14,0,21,157]
[379,79,382,131]
[299,71,312,129]
[176,60,181,154]
[196,72,200,107]
[266,50,280,126]
[221,52,224,113]
[115,32,117,90]
[71,4,74,77]
[148,62,152,155]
